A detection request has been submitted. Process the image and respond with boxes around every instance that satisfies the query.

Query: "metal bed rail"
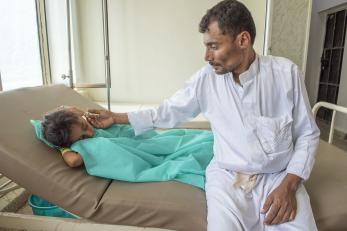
[312,101,347,144]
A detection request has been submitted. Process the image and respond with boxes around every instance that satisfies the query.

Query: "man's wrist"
[112,113,129,124]
[112,113,119,124]
[281,173,302,192]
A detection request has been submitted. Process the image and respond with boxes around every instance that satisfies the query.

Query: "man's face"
[69,115,95,144]
[203,21,243,75]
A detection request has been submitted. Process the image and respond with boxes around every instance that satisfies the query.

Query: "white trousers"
[205,159,317,231]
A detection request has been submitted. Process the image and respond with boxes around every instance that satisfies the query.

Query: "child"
[41,106,94,167]
[34,106,214,190]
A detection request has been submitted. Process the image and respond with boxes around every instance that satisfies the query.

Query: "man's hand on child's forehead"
[84,111,98,116]
[84,111,100,119]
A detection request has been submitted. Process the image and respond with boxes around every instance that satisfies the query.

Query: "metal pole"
[329,110,337,144]
[102,0,111,111]
[62,0,74,88]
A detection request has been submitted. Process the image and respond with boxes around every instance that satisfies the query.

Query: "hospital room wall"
[46,0,267,104]
[305,0,347,134]
[82,0,267,103]
[266,0,311,73]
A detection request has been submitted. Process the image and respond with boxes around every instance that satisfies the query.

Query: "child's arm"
[60,148,83,167]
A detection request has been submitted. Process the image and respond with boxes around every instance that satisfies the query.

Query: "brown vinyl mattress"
[0,84,346,231]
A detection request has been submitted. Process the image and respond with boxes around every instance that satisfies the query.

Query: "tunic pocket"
[253,114,293,154]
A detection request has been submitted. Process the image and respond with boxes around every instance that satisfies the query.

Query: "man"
[86,0,320,230]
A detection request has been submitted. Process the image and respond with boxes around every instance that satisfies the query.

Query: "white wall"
[305,0,347,133]
[71,0,105,87]
[65,0,267,103]
[243,0,267,54]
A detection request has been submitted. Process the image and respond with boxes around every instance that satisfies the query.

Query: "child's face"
[69,115,95,143]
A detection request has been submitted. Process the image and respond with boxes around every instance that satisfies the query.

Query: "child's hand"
[62,151,83,168]
[85,109,114,129]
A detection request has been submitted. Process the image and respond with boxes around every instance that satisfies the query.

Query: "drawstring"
[233,173,258,193]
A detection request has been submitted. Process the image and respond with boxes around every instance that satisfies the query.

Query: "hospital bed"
[0,84,346,231]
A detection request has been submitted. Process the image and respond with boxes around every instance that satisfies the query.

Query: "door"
[317,10,347,121]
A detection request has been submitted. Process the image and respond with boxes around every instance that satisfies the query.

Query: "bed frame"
[0,85,347,231]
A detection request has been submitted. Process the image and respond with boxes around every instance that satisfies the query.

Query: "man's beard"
[209,62,230,74]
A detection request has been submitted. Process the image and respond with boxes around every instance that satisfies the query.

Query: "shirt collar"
[230,54,259,86]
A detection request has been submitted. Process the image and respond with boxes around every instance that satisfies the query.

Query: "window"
[0,0,43,91]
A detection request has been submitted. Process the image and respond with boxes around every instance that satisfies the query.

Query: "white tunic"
[128,55,320,181]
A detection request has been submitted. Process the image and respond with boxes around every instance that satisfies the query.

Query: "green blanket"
[31,120,213,190]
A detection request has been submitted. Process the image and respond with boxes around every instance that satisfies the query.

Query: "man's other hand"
[261,173,301,225]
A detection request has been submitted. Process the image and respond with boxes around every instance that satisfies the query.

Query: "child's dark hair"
[41,110,79,147]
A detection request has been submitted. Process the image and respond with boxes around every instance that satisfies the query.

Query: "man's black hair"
[199,0,256,44]
[41,110,79,147]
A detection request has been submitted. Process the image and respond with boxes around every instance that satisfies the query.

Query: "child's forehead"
[70,116,87,130]
[69,122,84,142]
[70,122,83,131]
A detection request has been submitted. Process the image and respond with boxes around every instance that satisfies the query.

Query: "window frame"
[35,0,52,85]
